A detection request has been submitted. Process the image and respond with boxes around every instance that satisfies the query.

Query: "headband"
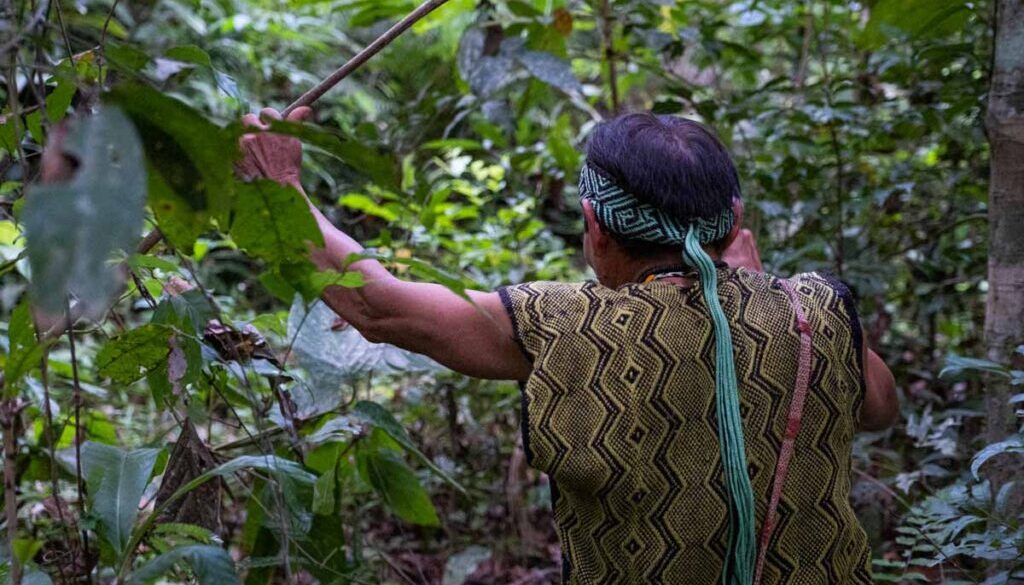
[577,162,735,246]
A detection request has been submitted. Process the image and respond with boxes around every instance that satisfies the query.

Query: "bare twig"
[99,0,120,52]
[64,297,92,583]
[35,343,79,585]
[283,0,452,115]
[52,0,75,65]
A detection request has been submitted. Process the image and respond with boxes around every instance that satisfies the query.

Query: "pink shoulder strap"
[753,278,814,585]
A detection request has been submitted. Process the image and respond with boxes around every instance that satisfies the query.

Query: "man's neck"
[602,248,722,288]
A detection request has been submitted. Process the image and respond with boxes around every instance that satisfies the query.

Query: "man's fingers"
[241,113,267,130]
[287,106,313,123]
[259,108,283,124]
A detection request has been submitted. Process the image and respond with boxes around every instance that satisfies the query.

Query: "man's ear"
[719,197,745,251]
[581,199,610,255]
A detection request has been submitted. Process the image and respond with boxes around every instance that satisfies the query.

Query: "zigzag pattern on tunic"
[577,162,735,245]
[499,270,872,585]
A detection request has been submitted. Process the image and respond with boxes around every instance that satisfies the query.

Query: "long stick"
[283,0,451,116]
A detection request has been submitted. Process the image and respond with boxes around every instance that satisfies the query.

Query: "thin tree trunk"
[1,397,22,585]
[983,0,1024,515]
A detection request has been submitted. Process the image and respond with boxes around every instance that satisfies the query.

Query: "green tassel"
[683,228,756,585]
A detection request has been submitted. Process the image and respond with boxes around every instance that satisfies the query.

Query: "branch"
[283,0,452,115]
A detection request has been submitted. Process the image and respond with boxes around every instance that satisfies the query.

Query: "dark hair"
[584,113,741,257]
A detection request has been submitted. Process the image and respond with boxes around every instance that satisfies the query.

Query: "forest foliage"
[0,0,1021,583]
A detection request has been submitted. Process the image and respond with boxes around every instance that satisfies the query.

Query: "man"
[239,109,898,585]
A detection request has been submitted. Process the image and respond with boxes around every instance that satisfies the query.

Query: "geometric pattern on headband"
[579,162,735,246]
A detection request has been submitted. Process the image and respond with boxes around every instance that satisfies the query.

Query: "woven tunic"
[498,268,872,585]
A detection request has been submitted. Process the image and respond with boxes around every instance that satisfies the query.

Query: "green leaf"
[96,324,173,384]
[170,455,315,504]
[357,446,440,527]
[80,442,161,557]
[939,353,1011,381]
[971,436,1024,480]
[23,107,147,317]
[230,180,323,265]
[260,262,363,304]
[353,401,463,494]
[127,545,240,585]
[312,463,337,516]
[152,289,213,335]
[105,82,239,247]
[105,43,151,73]
[516,50,582,94]
[4,299,45,395]
[25,74,77,143]
[859,0,973,49]
[164,45,213,68]
[338,193,399,222]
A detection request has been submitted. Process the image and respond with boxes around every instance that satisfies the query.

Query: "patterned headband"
[578,162,735,246]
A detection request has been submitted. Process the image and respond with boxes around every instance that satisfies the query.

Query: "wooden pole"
[283,0,452,116]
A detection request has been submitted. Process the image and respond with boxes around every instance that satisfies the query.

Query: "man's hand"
[236,107,313,187]
[722,228,764,272]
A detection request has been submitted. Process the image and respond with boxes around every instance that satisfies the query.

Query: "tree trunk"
[984,0,1024,512]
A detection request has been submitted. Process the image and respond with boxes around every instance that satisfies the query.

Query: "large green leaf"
[4,299,45,395]
[127,545,240,585]
[285,298,441,419]
[939,353,1011,381]
[859,0,973,49]
[162,455,315,509]
[971,436,1024,480]
[357,446,440,527]
[23,107,147,316]
[230,180,323,265]
[353,401,463,494]
[80,442,161,558]
[95,324,173,384]
[105,83,239,249]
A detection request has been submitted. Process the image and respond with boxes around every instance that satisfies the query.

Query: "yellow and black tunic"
[498,268,872,585]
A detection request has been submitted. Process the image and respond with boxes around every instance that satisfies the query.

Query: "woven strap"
[753,278,814,585]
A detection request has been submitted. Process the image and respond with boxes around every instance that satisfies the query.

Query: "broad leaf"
[230,180,323,265]
[939,353,1011,381]
[127,545,240,585]
[859,0,973,49]
[80,442,161,557]
[167,455,315,507]
[96,324,173,384]
[353,401,463,493]
[4,299,45,395]
[105,83,238,249]
[516,50,582,94]
[357,447,440,527]
[972,436,1024,480]
[286,298,441,417]
[23,107,146,316]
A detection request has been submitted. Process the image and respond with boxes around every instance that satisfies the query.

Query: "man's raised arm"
[238,108,531,382]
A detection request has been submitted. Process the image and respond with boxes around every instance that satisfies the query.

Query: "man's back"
[500,268,872,585]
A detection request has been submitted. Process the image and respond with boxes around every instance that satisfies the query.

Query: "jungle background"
[0,0,1022,583]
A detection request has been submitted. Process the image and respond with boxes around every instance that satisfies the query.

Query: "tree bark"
[984,0,1024,513]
